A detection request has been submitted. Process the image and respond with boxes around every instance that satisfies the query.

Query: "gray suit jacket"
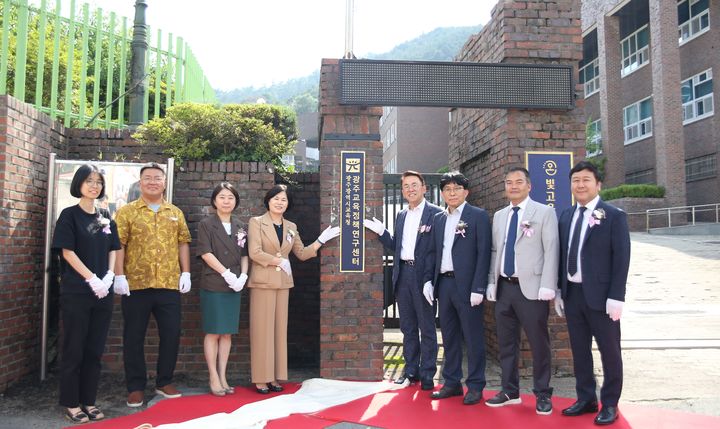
[489,198,559,300]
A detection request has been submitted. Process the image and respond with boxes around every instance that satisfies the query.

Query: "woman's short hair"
[210,182,240,210]
[70,164,106,199]
[263,184,293,211]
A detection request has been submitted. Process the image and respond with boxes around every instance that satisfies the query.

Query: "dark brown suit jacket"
[196,214,248,292]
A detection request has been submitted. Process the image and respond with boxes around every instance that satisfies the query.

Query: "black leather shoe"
[255,386,270,394]
[394,374,419,384]
[463,389,483,405]
[267,383,283,392]
[536,394,553,415]
[430,385,463,399]
[420,379,434,391]
[594,406,618,425]
[562,399,599,416]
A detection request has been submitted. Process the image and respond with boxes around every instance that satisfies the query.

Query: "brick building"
[580,0,719,207]
[380,106,449,174]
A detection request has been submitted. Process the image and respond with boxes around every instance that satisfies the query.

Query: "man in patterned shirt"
[114,162,192,408]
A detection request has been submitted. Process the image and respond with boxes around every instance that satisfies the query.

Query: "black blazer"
[558,199,631,311]
[377,201,442,292]
[424,203,492,298]
[196,214,248,292]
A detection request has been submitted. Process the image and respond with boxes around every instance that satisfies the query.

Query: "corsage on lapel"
[98,215,111,234]
[418,224,432,234]
[588,208,606,228]
[236,228,247,247]
[455,220,468,238]
[520,220,534,237]
[287,229,296,243]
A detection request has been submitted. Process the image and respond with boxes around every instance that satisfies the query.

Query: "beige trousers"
[249,288,289,383]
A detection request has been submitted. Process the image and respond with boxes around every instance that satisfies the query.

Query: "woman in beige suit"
[248,184,339,394]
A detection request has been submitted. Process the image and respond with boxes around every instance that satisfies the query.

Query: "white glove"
[101,270,115,288]
[179,272,192,294]
[486,283,497,301]
[231,273,248,292]
[422,281,434,305]
[114,275,131,296]
[278,258,292,277]
[86,274,109,299]
[221,269,238,286]
[538,287,556,301]
[606,298,624,321]
[363,217,385,235]
[470,292,484,306]
[318,225,341,244]
[554,296,564,317]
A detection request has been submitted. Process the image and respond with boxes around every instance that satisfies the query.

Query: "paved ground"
[0,232,718,428]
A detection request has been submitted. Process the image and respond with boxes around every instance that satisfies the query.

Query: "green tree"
[133,102,298,171]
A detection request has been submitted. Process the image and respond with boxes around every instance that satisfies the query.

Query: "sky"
[50,1,496,91]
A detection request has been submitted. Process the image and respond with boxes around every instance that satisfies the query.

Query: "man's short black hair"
[263,184,293,211]
[401,170,425,186]
[569,161,602,182]
[506,167,531,183]
[211,182,240,210]
[139,162,165,177]
[70,164,106,199]
[439,171,469,190]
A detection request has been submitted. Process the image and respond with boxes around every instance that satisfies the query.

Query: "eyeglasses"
[84,179,103,187]
[402,183,422,190]
[442,186,465,194]
[141,176,165,183]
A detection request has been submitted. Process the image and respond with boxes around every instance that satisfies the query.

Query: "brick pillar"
[318,59,385,380]
[597,13,625,187]
[649,0,687,207]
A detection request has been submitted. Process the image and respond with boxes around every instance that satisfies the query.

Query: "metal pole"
[128,0,148,125]
[344,0,354,59]
[165,158,175,204]
[40,153,57,381]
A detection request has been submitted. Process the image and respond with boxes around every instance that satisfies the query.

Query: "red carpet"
[81,384,720,429]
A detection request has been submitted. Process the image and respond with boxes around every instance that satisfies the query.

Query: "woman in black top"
[52,164,121,424]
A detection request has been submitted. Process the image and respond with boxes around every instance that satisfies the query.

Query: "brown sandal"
[65,408,89,424]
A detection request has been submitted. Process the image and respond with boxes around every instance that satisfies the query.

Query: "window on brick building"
[384,156,397,174]
[624,97,653,144]
[580,30,600,98]
[678,0,710,45]
[625,169,655,185]
[621,25,650,77]
[682,68,714,124]
[685,154,717,181]
[586,119,602,157]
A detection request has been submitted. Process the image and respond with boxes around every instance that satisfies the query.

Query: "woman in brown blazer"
[248,184,339,393]
[197,183,249,396]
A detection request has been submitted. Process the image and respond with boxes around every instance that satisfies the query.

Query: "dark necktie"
[568,206,587,276]
[503,207,520,277]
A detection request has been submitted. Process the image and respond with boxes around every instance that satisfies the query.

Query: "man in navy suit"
[364,171,442,390]
[556,161,630,426]
[423,171,491,405]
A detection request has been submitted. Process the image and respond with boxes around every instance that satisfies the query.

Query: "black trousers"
[396,264,438,382]
[58,293,114,408]
[495,278,552,396]
[565,283,623,406]
[122,288,181,392]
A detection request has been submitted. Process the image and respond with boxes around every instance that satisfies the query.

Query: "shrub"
[600,184,665,201]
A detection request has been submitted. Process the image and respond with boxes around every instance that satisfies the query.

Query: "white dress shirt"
[501,197,529,278]
[567,194,600,283]
[400,200,426,261]
[440,202,467,273]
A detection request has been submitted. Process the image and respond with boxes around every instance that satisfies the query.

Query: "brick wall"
[318,59,385,380]
[65,128,165,163]
[0,95,66,391]
[450,0,585,375]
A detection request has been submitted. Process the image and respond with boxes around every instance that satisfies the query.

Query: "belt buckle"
[405,260,415,266]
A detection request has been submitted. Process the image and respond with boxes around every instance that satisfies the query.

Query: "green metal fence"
[0,0,216,128]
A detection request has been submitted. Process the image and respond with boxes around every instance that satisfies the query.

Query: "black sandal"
[65,408,89,424]
[81,405,105,421]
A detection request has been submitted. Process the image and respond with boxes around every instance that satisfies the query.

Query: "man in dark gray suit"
[486,167,559,415]
[365,171,441,390]
[423,171,491,405]
[556,161,631,426]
